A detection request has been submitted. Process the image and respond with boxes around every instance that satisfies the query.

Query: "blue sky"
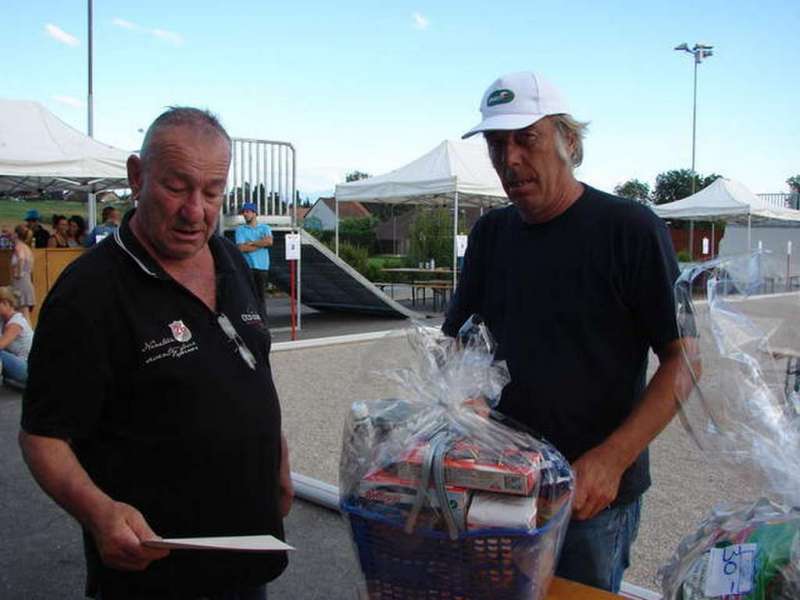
[4,0,799,198]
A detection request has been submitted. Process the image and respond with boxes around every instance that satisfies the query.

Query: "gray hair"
[140,106,231,165]
[551,114,589,168]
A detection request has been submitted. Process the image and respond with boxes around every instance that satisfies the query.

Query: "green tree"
[345,170,371,182]
[408,207,456,268]
[614,179,651,203]
[339,216,379,251]
[652,170,722,205]
[787,175,800,194]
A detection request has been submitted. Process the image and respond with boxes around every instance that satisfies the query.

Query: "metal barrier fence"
[757,192,800,210]
[224,138,297,223]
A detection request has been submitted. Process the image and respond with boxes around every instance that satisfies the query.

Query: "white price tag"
[703,543,757,597]
[456,235,468,258]
[285,234,300,261]
[702,237,710,255]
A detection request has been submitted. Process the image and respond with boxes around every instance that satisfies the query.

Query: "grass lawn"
[0,199,131,230]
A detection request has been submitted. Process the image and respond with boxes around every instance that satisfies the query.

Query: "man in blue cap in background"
[235,202,273,302]
[25,209,50,248]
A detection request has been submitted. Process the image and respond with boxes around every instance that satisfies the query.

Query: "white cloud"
[52,95,85,109]
[111,17,140,31]
[150,29,184,47]
[112,17,184,46]
[412,12,429,30]
[44,24,79,47]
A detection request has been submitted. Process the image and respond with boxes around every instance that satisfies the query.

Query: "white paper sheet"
[143,535,294,552]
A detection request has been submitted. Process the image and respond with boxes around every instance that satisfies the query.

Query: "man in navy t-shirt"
[444,71,697,593]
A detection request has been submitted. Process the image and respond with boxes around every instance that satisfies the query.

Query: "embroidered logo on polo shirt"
[241,312,262,325]
[141,321,199,366]
[169,320,192,343]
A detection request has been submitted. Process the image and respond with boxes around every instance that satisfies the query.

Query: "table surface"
[380,267,457,274]
[546,577,622,599]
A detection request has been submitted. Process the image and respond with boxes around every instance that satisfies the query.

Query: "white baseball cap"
[462,71,570,139]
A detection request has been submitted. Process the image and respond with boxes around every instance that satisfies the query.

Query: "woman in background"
[10,225,35,321]
[47,215,70,248]
[0,287,33,385]
[68,215,88,247]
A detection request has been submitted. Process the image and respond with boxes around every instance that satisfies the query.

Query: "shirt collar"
[114,209,236,280]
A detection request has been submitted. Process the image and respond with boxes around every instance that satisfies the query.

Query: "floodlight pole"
[674,43,713,195]
[87,0,97,228]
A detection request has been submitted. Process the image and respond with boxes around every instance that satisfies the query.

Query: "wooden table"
[380,268,457,309]
[545,576,623,599]
[380,267,457,276]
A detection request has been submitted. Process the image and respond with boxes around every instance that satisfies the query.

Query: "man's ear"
[127,154,144,198]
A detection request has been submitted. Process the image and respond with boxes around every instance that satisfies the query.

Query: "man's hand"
[89,500,170,571]
[279,433,293,517]
[238,243,258,253]
[570,443,627,521]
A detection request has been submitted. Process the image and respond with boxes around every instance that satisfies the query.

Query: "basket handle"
[403,430,461,540]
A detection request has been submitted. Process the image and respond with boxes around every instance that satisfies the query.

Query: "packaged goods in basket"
[339,315,575,600]
[658,254,800,600]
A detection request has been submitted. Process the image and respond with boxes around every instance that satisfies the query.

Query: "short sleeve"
[626,213,681,350]
[21,305,110,440]
[263,224,273,238]
[234,227,246,245]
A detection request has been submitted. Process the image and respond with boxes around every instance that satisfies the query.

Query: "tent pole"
[335,197,339,256]
[87,0,97,228]
[711,222,715,258]
[747,214,752,252]
[689,220,694,261]
[453,191,459,290]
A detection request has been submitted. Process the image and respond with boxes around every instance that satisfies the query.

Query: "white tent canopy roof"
[0,99,130,193]
[653,178,800,223]
[335,139,507,206]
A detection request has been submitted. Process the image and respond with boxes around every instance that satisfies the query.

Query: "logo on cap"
[169,320,192,343]
[486,89,515,107]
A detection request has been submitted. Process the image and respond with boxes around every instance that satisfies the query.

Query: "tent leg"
[453,192,459,291]
[88,192,97,229]
[747,215,752,252]
[689,220,694,261]
[711,222,715,258]
[335,197,339,256]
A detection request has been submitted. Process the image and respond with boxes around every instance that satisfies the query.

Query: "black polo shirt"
[443,185,681,506]
[22,211,287,599]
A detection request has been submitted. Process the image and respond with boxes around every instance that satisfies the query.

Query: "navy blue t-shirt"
[443,185,680,505]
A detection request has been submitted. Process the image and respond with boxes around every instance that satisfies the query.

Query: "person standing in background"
[11,225,35,322]
[235,202,273,302]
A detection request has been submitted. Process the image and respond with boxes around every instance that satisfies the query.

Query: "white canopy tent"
[653,178,800,254]
[0,99,129,195]
[334,139,508,286]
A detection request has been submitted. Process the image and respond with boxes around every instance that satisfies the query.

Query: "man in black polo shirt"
[19,107,292,599]
[443,72,695,592]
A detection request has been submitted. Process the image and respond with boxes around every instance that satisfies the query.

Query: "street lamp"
[674,42,714,194]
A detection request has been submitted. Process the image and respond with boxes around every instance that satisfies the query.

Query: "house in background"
[304,197,371,231]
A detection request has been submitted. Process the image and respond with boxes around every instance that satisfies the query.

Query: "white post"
[711,222,715,257]
[335,197,340,256]
[747,214,752,251]
[87,0,97,228]
[689,220,694,261]
[452,191,459,289]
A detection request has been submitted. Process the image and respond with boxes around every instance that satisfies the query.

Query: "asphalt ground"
[4,290,797,598]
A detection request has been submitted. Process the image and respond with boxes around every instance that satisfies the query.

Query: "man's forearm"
[596,338,698,471]
[252,237,273,248]
[19,431,113,530]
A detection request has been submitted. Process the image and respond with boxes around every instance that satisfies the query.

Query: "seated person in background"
[47,215,70,248]
[86,206,120,246]
[68,215,88,247]
[0,287,33,385]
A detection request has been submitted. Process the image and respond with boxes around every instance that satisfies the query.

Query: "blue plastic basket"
[342,498,570,600]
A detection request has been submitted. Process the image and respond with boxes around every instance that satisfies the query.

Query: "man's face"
[107,209,120,225]
[484,117,573,224]
[127,125,230,261]
[242,209,257,225]
[56,219,69,236]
